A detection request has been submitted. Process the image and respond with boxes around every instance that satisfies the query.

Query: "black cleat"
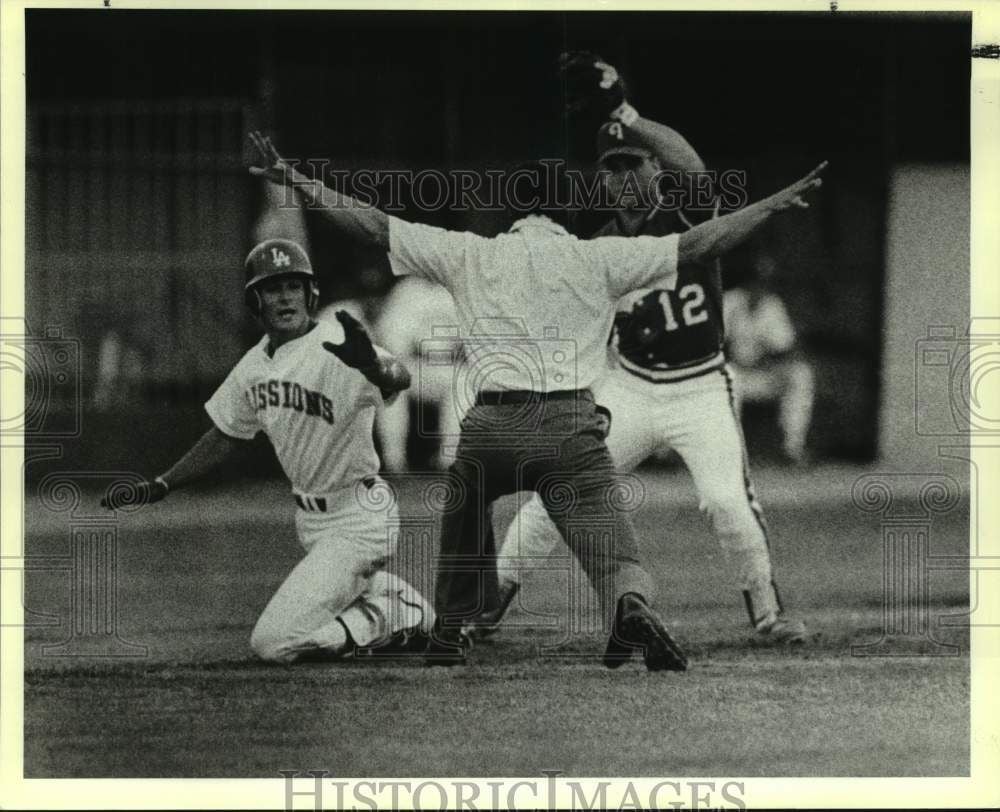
[424,622,472,667]
[462,580,520,641]
[602,593,688,672]
[355,628,432,659]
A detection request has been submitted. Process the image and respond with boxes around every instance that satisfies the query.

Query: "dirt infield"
[22,467,970,778]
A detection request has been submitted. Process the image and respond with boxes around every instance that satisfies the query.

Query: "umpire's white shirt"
[205,320,382,495]
[388,215,679,393]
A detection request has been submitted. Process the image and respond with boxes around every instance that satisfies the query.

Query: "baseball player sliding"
[468,53,807,645]
[104,238,434,662]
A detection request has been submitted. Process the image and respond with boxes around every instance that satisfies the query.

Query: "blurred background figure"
[92,324,148,410]
[375,277,463,472]
[317,296,369,328]
[724,254,815,465]
[253,183,311,253]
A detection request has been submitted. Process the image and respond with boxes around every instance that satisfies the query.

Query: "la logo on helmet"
[271,247,291,268]
[609,122,624,141]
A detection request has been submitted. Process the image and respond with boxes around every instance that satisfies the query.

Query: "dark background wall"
[23,10,970,476]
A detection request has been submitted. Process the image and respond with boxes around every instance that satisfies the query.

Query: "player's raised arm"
[559,51,704,173]
[101,427,248,509]
[248,131,389,250]
[678,162,828,264]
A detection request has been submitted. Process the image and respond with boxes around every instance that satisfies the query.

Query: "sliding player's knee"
[250,625,297,663]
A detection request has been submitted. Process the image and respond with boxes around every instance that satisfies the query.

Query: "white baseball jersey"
[205,320,382,495]
[387,214,679,393]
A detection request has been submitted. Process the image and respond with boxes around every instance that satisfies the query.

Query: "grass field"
[22,466,970,778]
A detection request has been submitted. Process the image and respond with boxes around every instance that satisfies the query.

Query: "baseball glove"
[558,51,634,122]
[323,311,378,370]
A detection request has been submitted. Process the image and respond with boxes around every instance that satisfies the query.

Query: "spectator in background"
[374,276,464,472]
[92,321,148,410]
[724,254,815,465]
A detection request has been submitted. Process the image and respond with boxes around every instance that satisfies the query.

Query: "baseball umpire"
[248,132,825,670]
[471,53,809,646]
[104,238,434,662]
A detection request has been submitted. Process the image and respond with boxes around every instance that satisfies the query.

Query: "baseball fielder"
[471,54,808,645]
[104,238,434,662]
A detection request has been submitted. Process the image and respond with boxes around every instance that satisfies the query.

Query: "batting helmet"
[243,239,319,316]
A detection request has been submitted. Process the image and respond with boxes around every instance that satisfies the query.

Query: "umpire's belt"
[475,389,591,406]
[294,477,377,512]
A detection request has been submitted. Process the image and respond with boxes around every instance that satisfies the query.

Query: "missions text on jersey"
[249,379,335,424]
[597,207,725,382]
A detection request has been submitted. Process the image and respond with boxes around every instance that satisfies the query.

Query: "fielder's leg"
[462,493,561,638]
[670,369,806,644]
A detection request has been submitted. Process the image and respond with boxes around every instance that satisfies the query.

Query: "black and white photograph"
[1,1,997,807]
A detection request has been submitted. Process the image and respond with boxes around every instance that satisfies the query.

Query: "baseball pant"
[497,367,782,626]
[434,389,655,631]
[251,478,433,662]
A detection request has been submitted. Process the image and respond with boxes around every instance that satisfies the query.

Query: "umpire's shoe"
[424,620,472,667]
[462,579,520,641]
[603,593,688,672]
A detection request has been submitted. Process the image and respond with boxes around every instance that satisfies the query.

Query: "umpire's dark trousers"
[434,388,654,629]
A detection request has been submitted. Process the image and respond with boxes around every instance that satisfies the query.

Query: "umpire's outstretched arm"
[678,162,827,264]
[248,132,389,249]
[248,130,825,265]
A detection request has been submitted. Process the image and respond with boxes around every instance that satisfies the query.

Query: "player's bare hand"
[322,311,378,370]
[767,161,828,212]
[248,131,296,186]
[100,478,168,510]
